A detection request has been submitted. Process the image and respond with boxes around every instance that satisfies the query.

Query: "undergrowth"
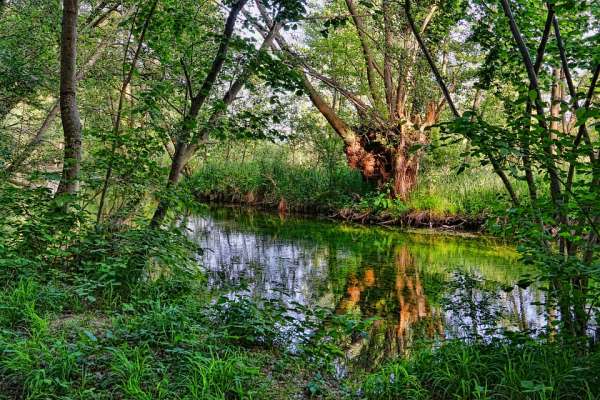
[0,184,597,400]
[357,339,599,400]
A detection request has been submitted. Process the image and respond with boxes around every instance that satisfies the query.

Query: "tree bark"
[550,67,562,148]
[56,0,82,197]
[392,146,420,200]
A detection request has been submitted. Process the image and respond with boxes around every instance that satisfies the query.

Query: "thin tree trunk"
[96,0,158,223]
[550,68,561,154]
[150,0,249,227]
[56,0,82,197]
[566,65,599,194]
[407,0,521,206]
[551,12,599,336]
[344,0,383,110]
[1,2,116,131]
[521,6,553,205]
[5,100,60,176]
[500,0,562,211]
[151,143,187,226]
[405,0,457,118]
[382,0,394,116]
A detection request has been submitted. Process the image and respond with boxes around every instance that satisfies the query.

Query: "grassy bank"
[354,339,599,399]
[2,266,599,399]
[189,141,527,229]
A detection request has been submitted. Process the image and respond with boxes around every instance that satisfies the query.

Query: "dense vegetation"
[190,140,524,224]
[0,0,598,398]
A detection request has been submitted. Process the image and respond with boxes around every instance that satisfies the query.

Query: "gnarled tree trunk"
[342,130,423,200]
[392,146,420,200]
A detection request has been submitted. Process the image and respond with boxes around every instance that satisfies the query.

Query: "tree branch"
[521,5,553,204]
[344,0,384,109]
[253,0,363,147]
[499,0,562,206]
[405,0,458,117]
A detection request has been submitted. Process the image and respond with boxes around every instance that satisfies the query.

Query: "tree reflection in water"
[185,208,549,366]
[337,245,446,369]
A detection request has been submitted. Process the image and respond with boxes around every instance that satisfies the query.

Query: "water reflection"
[338,245,446,367]
[185,207,547,364]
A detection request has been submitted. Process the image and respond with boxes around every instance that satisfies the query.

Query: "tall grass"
[190,142,371,212]
[408,165,529,217]
[359,339,600,400]
[189,140,526,219]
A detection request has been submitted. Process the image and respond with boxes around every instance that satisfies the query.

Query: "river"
[183,206,548,368]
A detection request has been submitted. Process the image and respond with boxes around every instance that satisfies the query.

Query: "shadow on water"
[184,206,548,367]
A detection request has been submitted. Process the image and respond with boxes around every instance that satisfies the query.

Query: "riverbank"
[194,196,487,231]
[188,145,525,233]
[3,271,598,399]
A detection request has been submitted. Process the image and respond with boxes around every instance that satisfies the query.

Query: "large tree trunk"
[342,126,424,201]
[56,0,82,196]
[345,142,420,200]
[392,147,420,201]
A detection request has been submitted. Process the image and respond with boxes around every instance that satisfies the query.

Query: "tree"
[258,0,465,199]
[56,0,82,196]
[423,0,599,336]
[150,0,250,226]
[96,0,159,223]
[2,2,121,176]
[150,0,305,226]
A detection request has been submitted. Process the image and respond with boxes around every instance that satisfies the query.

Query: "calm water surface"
[184,207,547,364]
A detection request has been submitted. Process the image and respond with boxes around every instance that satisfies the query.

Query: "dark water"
[184,207,548,365]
